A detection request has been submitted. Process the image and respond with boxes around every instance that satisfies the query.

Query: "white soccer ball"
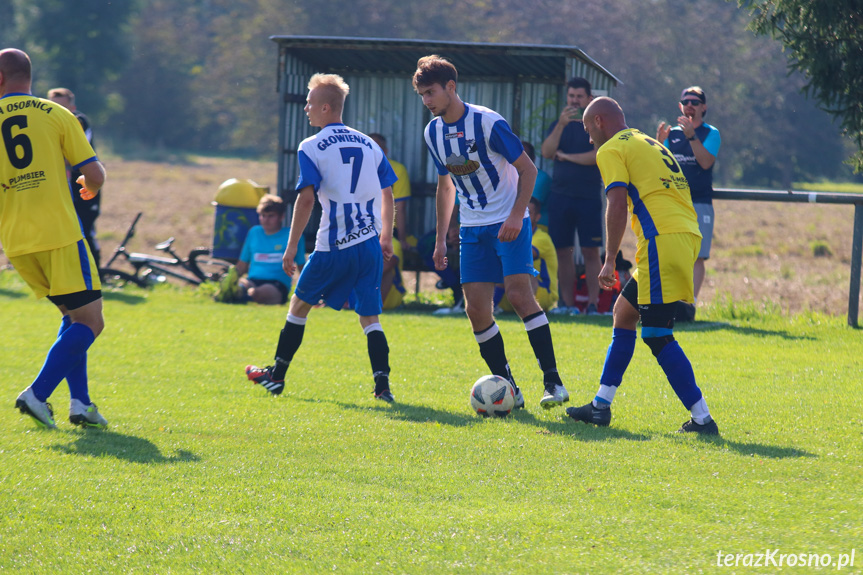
[470,375,515,418]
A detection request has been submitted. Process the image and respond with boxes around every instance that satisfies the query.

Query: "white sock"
[690,397,711,424]
[592,385,616,408]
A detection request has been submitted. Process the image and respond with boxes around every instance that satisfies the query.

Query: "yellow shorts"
[633,232,700,305]
[10,240,101,299]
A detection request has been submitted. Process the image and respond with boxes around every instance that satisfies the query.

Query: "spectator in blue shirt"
[656,86,721,321]
[215,194,305,305]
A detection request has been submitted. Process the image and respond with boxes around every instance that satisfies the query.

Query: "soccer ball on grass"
[470,375,515,418]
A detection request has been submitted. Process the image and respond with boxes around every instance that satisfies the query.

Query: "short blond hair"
[308,73,349,113]
[257,193,286,215]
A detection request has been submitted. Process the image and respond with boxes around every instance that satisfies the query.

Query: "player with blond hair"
[245,73,399,401]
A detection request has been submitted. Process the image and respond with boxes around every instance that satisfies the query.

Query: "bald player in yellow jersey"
[566,96,719,435]
[0,48,109,429]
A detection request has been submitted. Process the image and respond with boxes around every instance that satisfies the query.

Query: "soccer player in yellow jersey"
[566,96,719,434]
[0,49,108,429]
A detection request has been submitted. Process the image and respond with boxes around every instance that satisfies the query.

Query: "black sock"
[366,327,390,380]
[272,318,305,380]
[524,312,561,385]
[475,323,512,382]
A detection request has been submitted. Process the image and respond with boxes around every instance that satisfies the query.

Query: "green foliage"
[738,0,863,173]
[5,0,859,185]
[795,181,863,194]
[810,239,833,257]
[1,278,861,572]
[11,0,138,122]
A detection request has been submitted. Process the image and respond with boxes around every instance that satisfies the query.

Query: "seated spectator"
[382,236,406,309]
[215,194,305,305]
[521,141,552,233]
[417,209,464,314]
[498,197,559,312]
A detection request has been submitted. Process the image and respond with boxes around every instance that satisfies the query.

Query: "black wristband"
[687,135,696,141]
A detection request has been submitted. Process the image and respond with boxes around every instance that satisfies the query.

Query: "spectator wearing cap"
[656,86,721,320]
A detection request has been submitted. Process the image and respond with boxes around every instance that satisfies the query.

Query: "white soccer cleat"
[69,398,108,428]
[539,383,570,409]
[15,387,56,429]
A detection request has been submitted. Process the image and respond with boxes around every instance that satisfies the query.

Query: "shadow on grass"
[0,287,27,299]
[49,429,199,464]
[101,290,148,305]
[671,433,815,459]
[297,397,651,442]
[296,397,478,427]
[675,321,815,341]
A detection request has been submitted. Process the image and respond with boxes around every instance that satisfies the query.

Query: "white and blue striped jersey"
[424,103,527,227]
[297,123,398,252]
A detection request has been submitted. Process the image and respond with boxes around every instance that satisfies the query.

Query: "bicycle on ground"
[99,212,233,288]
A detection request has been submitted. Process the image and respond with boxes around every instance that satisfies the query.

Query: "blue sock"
[31,323,95,402]
[597,328,636,389]
[657,341,702,409]
[57,317,91,404]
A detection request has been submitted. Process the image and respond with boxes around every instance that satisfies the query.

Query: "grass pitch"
[1,273,861,573]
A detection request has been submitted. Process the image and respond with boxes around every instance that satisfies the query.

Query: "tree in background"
[739,0,863,173]
[11,0,136,124]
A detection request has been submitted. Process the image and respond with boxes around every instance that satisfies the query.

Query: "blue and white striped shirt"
[424,103,527,226]
[297,123,398,252]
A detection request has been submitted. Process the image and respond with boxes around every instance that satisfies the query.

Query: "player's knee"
[642,335,674,357]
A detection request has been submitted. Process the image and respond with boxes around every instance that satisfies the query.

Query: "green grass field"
[1,273,861,574]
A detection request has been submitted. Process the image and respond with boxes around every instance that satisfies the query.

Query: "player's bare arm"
[433,174,456,270]
[283,185,315,275]
[380,185,394,261]
[499,152,537,243]
[76,161,106,200]
[600,186,628,290]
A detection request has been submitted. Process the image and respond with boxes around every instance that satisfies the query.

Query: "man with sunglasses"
[656,87,721,321]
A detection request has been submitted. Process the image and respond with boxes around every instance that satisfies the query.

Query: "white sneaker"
[549,306,570,315]
[511,383,525,409]
[69,398,108,428]
[433,300,465,315]
[539,383,570,409]
[15,387,56,429]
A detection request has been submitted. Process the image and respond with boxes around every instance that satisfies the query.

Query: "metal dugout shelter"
[270,35,621,235]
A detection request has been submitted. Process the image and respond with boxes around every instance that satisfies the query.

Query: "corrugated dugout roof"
[270,35,622,85]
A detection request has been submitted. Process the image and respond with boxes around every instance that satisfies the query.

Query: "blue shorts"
[459,218,538,284]
[547,193,604,249]
[294,238,383,316]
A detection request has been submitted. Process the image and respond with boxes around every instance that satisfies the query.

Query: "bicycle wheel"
[99,268,149,288]
[189,248,233,282]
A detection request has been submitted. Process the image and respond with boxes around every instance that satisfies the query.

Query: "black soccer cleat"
[677,417,719,435]
[565,402,612,427]
[373,374,394,403]
[245,365,285,396]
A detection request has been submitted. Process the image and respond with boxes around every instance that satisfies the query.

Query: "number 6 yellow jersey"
[0,94,97,257]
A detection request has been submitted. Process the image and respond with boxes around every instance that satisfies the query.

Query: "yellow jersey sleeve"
[596,129,700,242]
[532,227,558,303]
[0,96,97,256]
[390,160,411,201]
